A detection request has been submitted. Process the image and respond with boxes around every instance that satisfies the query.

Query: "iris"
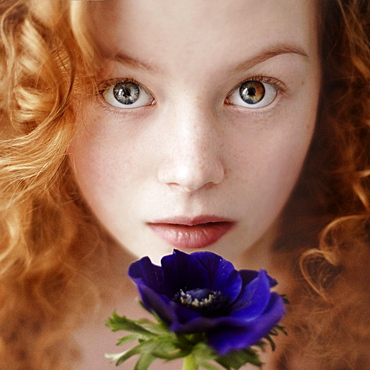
[239,81,265,104]
[113,81,140,105]
[129,250,285,355]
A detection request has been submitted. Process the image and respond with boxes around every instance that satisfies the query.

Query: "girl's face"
[70,0,320,265]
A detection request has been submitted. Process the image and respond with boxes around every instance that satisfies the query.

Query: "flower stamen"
[173,288,229,316]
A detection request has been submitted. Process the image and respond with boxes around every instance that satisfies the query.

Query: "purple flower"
[128,250,285,355]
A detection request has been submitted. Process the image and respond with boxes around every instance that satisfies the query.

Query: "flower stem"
[182,353,198,370]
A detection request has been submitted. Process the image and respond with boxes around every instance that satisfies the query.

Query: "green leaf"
[105,351,129,363]
[182,353,198,370]
[134,352,157,370]
[106,311,287,368]
[275,325,288,336]
[263,324,288,351]
[264,335,276,351]
[106,312,154,337]
[216,347,262,369]
[198,361,225,370]
[141,321,171,336]
[116,333,145,346]
[115,336,182,367]
[150,337,181,358]
[189,342,221,369]
[280,294,290,305]
[112,344,144,366]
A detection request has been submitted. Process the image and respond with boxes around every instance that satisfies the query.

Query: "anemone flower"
[129,250,285,354]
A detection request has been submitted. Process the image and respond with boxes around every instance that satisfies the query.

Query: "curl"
[0,1,102,367]
[274,1,370,366]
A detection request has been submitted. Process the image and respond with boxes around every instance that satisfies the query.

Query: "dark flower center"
[173,288,229,316]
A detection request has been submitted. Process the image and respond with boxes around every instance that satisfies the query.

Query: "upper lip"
[148,215,236,226]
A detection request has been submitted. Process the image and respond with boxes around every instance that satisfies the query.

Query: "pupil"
[240,81,265,104]
[113,82,140,105]
[248,87,256,96]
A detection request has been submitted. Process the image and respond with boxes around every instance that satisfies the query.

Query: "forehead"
[89,0,318,74]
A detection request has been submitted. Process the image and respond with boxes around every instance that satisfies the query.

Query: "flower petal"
[193,251,242,303]
[127,251,286,356]
[160,250,210,297]
[230,270,273,320]
[136,284,177,324]
[207,293,286,355]
[170,313,221,333]
[128,257,165,294]
[169,303,204,332]
[237,269,277,288]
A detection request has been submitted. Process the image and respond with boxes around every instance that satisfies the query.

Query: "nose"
[157,108,225,193]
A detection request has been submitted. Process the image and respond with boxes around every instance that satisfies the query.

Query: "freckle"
[7,331,18,342]
[17,349,27,361]
[196,96,204,110]
[252,117,265,125]
[224,169,229,181]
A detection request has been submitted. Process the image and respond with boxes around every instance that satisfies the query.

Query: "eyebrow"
[109,43,308,74]
[110,52,161,73]
[231,44,309,73]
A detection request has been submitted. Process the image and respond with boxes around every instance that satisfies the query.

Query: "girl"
[0,0,369,369]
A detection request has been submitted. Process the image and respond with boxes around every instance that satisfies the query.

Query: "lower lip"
[148,222,235,249]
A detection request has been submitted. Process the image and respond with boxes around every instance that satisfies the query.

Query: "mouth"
[147,216,236,249]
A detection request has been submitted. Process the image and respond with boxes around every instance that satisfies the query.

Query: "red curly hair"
[0,0,368,369]
[272,1,370,368]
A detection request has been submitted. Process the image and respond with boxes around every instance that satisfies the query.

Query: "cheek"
[68,111,160,230]
[69,136,113,195]
[68,125,129,212]
[69,110,138,194]
[230,106,316,220]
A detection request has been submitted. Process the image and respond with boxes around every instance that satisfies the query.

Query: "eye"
[227,80,277,109]
[102,81,153,109]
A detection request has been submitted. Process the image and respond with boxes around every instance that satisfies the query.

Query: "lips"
[148,216,236,249]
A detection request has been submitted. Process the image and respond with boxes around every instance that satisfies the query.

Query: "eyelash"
[226,74,286,99]
[96,74,287,111]
[237,75,286,94]
[97,77,142,95]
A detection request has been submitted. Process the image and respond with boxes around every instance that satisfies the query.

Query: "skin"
[69,0,320,269]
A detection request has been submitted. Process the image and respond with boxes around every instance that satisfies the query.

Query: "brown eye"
[240,81,265,105]
[227,80,277,109]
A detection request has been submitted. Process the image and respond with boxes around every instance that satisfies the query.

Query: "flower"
[128,249,285,355]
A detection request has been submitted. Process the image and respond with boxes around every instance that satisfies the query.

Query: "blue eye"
[227,80,277,109]
[103,81,153,109]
